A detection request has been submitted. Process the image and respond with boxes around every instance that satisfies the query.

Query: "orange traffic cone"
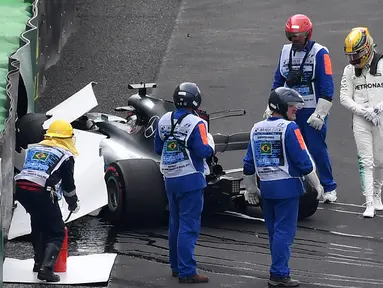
[54,226,68,272]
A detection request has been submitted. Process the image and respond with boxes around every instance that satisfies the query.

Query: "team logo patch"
[32,152,48,161]
[260,143,272,154]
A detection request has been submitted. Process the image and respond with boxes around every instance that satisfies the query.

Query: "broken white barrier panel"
[4,253,117,285]
[8,129,108,240]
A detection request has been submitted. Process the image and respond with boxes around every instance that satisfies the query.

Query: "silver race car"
[14,82,319,226]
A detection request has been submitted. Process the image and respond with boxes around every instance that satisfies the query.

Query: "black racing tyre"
[298,181,319,220]
[104,164,125,223]
[104,158,167,226]
[256,177,319,220]
[15,113,48,152]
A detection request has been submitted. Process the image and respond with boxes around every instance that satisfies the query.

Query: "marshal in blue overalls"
[154,82,214,284]
[244,87,324,287]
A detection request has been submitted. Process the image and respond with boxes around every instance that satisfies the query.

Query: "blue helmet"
[268,87,304,119]
[173,82,202,109]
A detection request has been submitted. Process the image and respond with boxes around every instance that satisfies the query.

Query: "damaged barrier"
[1,1,78,282]
[36,0,77,97]
[1,1,36,283]
[13,0,77,119]
[1,0,36,253]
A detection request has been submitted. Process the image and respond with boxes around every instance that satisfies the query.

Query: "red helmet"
[285,14,313,41]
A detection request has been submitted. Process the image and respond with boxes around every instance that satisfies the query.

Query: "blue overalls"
[243,117,314,278]
[154,108,214,277]
[272,40,337,193]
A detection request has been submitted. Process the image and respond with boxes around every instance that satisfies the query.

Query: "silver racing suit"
[339,54,383,215]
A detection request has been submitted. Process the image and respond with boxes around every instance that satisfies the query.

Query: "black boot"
[268,275,300,287]
[33,252,43,272]
[37,243,61,282]
[32,233,45,272]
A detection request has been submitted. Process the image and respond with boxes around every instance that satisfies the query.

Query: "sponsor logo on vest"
[355,82,383,90]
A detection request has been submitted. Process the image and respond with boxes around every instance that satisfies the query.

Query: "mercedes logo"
[144,116,160,138]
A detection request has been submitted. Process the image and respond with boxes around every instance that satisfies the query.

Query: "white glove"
[304,170,324,200]
[307,98,333,130]
[372,117,380,126]
[363,107,380,126]
[70,200,80,214]
[263,104,273,119]
[363,107,377,121]
[354,106,368,116]
[242,174,261,205]
[207,133,215,152]
[374,101,383,114]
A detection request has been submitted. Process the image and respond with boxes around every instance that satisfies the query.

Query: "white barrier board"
[9,82,109,240]
[4,253,117,284]
[43,82,98,129]
[8,129,108,240]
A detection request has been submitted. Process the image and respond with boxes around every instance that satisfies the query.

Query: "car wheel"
[15,112,48,152]
[104,165,125,222]
[298,181,319,220]
[104,158,168,226]
[256,176,319,220]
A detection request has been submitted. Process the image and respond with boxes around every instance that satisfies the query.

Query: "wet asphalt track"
[5,0,383,287]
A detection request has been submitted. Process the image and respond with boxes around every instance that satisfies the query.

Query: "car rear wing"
[212,132,250,153]
[128,82,157,96]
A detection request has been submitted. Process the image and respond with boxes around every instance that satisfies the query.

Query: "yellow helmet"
[45,119,74,138]
[344,27,374,68]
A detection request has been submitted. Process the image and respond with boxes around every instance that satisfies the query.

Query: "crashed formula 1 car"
[13,82,319,232]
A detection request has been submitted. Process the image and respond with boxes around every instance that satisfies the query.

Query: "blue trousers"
[262,197,299,278]
[166,188,204,277]
[295,113,337,192]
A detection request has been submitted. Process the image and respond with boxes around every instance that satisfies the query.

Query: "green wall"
[0,0,33,132]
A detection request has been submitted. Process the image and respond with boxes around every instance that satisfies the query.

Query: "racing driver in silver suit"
[340,27,383,218]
